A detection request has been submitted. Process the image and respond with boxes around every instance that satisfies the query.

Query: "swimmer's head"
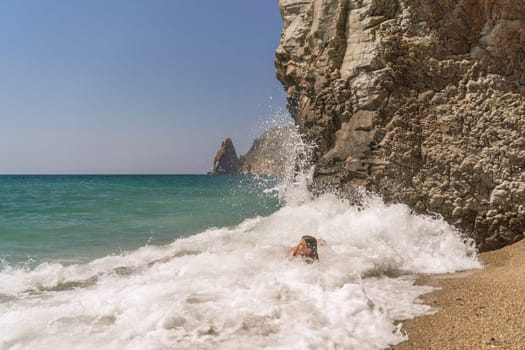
[300,235,319,261]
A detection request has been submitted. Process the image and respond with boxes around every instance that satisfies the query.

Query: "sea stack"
[212,138,241,174]
[275,0,525,251]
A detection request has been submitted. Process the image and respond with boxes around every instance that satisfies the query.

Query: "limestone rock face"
[212,138,241,174]
[275,0,525,251]
[239,125,295,175]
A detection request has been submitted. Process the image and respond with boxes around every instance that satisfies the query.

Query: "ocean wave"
[0,193,480,349]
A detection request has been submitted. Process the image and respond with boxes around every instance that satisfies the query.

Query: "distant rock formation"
[211,125,295,175]
[211,138,241,174]
[275,0,525,251]
[239,125,294,174]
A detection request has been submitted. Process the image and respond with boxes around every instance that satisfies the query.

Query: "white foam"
[0,193,480,350]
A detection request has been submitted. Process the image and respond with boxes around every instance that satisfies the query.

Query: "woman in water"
[290,235,319,263]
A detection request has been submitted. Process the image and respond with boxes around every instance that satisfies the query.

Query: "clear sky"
[0,0,288,174]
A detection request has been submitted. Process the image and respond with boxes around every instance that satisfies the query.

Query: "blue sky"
[0,0,287,174]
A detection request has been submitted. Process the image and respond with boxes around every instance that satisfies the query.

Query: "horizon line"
[0,173,211,176]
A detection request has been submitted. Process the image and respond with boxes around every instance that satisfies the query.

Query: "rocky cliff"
[212,138,241,174]
[275,0,525,251]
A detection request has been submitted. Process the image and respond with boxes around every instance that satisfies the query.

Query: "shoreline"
[394,239,525,349]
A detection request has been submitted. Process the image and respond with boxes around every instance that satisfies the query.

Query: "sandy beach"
[394,239,525,350]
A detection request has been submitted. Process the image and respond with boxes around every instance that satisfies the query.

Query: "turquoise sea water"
[0,175,280,266]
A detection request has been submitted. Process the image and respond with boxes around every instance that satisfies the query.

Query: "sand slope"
[394,239,525,350]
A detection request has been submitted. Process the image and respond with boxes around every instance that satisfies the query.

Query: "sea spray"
[255,119,316,207]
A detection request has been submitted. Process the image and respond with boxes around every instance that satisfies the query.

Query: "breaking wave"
[0,123,480,349]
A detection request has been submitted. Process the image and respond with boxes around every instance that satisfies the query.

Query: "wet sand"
[394,239,525,350]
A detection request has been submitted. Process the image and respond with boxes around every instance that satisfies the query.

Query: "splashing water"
[256,116,317,207]
[0,123,481,350]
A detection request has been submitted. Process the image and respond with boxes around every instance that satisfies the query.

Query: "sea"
[0,171,481,349]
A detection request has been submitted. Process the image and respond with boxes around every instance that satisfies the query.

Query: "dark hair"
[301,235,319,261]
